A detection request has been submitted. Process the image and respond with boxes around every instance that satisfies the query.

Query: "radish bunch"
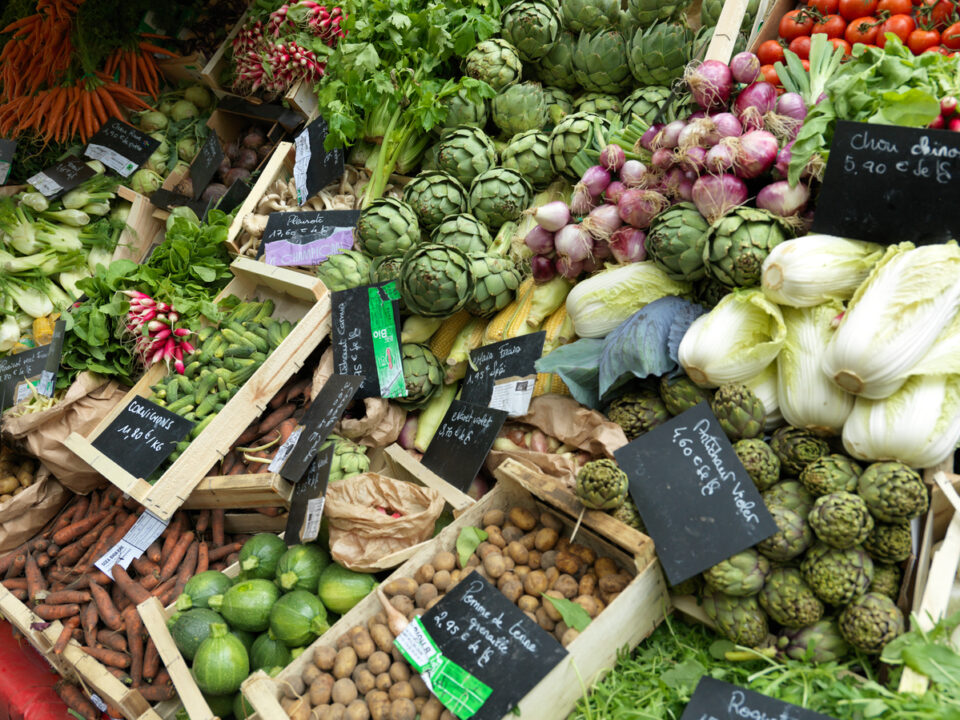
[123,291,195,374]
[929,96,960,132]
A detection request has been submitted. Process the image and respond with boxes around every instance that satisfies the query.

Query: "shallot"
[530,201,571,231]
[730,52,761,84]
[599,144,626,172]
[531,255,557,282]
[605,180,627,203]
[620,160,648,187]
[618,189,669,229]
[734,82,778,131]
[608,226,646,263]
[687,60,733,110]
[757,181,810,217]
[554,224,593,262]
[582,203,622,240]
[736,130,779,179]
[691,174,747,223]
[577,165,612,197]
[524,225,555,254]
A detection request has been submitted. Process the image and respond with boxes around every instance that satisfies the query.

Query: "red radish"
[692,174,747,223]
[554,224,593,262]
[949,117,960,132]
[620,160,648,187]
[931,114,946,129]
[531,255,557,282]
[686,59,734,110]
[618,189,669,229]
[942,96,958,116]
[736,130,779,179]
[734,82,778,131]
[599,144,626,172]
[757,181,810,217]
[730,52,761,84]
[608,226,646,263]
[525,225,555,254]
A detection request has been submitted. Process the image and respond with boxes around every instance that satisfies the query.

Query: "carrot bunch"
[0,10,75,101]
[103,40,179,100]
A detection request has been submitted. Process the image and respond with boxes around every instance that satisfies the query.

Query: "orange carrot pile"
[103,41,178,100]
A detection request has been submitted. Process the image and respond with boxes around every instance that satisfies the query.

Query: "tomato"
[919,0,958,28]
[779,9,816,40]
[801,59,811,70]
[845,16,881,43]
[829,37,854,53]
[943,21,960,48]
[808,0,841,11]
[812,13,848,36]
[788,35,813,58]
[908,27,942,52]
[877,13,916,46]
[760,64,780,84]
[757,39,787,64]
[839,0,879,19]
[877,0,914,11]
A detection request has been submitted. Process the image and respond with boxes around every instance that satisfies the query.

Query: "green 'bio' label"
[368,283,406,399]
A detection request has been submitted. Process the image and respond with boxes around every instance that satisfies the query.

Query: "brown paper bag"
[2,371,128,493]
[484,395,628,491]
[325,472,444,572]
[0,465,69,554]
[312,349,406,448]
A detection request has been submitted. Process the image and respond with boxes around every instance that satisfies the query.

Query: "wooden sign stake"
[704,0,750,64]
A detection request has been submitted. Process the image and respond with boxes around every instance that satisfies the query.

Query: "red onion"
[679,146,707,173]
[679,118,720,149]
[661,167,687,198]
[592,236,612,259]
[620,160,648,187]
[711,112,742,139]
[686,60,733,111]
[524,225,555,255]
[556,255,584,280]
[581,256,601,274]
[582,203,622,241]
[691,174,747,223]
[730,52,761,85]
[652,148,675,170]
[705,141,736,173]
[605,180,627,203]
[530,200,571,231]
[398,416,418,449]
[599,144,626,172]
[734,82,778,132]
[554,223,593,262]
[774,141,793,179]
[570,187,596,217]
[777,92,807,122]
[531,254,557,282]
[577,165,612,197]
[609,226,646,263]
[736,130,779,179]
[677,178,694,201]
[689,110,707,120]
[757,180,810,217]
[618,189,669,229]
[639,124,663,152]
[656,120,686,150]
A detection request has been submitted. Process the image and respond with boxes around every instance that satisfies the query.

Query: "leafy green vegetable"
[456,527,488,568]
[534,339,604,409]
[540,594,591,632]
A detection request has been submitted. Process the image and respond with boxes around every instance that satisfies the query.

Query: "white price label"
[293,130,311,205]
[269,426,303,473]
[13,380,34,406]
[94,510,168,574]
[302,496,325,542]
[0,161,10,185]
[489,377,535,418]
[395,618,438,670]
[85,144,137,177]
[27,171,61,197]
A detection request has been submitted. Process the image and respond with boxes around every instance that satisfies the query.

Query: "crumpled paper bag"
[0,464,68,553]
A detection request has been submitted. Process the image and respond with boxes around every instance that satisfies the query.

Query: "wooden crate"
[749,0,794,52]
[63,257,331,522]
[115,186,165,263]
[226,140,294,254]
[157,52,209,86]
[239,473,668,720]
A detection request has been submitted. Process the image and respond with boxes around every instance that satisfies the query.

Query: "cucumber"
[223,344,255,359]
[194,373,217,404]
[154,388,167,401]
[221,327,250,347]
[266,320,283,348]
[190,414,216,438]
[242,330,268,353]
[167,395,194,413]
[252,299,275,323]
[195,395,219,418]
[164,383,178,403]
[184,361,202,378]
[197,326,215,343]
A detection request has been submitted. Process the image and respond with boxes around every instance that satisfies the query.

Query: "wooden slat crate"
[63,257,331,522]
[238,473,668,720]
[115,186,166,263]
[749,0,794,52]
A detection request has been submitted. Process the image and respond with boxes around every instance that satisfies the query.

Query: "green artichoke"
[500,0,561,62]
[838,592,904,654]
[355,197,421,258]
[605,392,669,440]
[420,142,440,172]
[756,505,812,562]
[701,589,769,647]
[696,277,731,309]
[396,343,444,409]
[468,168,532,230]
[572,92,622,123]
[403,172,468,231]
[548,112,610,181]
[399,244,475,318]
[441,89,488,130]
[659,375,712,416]
[870,563,902,601]
[762,481,815,519]
[436,126,498,187]
[466,253,522,317]
[621,85,690,125]
[808,492,874,550]
[431,213,492,254]
[323,435,371,482]
[561,0,619,32]
[863,522,912,564]
[703,207,793,288]
[734,439,780,492]
[369,254,404,286]
[770,426,830,476]
[778,619,849,663]
[491,82,547,138]
[669,575,702,596]
[703,549,770,597]
[711,383,765,441]
[316,250,372,292]
[627,22,692,87]
[542,87,574,131]
[857,462,929,523]
[646,202,711,282]
[571,29,632,94]
[610,498,646,532]
[799,454,863,497]
[501,130,554,188]
[759,567,824,629]
[575,458,629,510]
[535,31,577,91]
[801,544,873,606]
[628,0,690,26]
[464,39,523,91]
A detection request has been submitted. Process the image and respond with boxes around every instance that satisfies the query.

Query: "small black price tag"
[331,284,403,400]
[0,320,65,411]
[27,157,95,199]
[293,116,344,204]
[217,96,304,132]
[0,138,16,184]
[681,677,836,720]
[217,178,251,214]
[614,402,777,586]
[813,120,960,245]
[149,188,192,211]
[422,400,508,493]
[284,446,333,547]
[189,132,225,199]
[85,118,160,177]
[92,397,195,479]
[258,210,360,266]
[461,333,545,416]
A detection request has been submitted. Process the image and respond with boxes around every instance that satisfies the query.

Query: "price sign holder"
[0,320,65,411]
[27,157,95,199]
[0,138,16,184]
[422,400,507,493]
[460,333,545,417]
[284,446,333,546]
[84,118,160,177]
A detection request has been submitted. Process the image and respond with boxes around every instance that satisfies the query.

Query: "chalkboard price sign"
[85,118,160,177]
[422,400,508,493]
[681,677,836,720]
[0,138,15,184]
[294,116,345,204]
[395,574,567,720]
[812,120,960,245]
[189,132,225,199]
[614,402,777,586]
[27,157,96,199]
[217,178,251,214]
[461,333,545,416]
[92,397,195,479]
[284,446,333,546]
[260,210,360,266]
[0,320,65,411]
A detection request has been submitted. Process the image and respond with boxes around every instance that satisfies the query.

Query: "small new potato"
[351,629,375,659]
[539,550,556,569]
[369,624,394,654]
[375,673,392,691]
[434,551,456,572]
[523,570,548,596]
[415,583,438,609]
[542,590,565,622]
[345,700,369,720]
[415,564,435,585]
[514,565,531,581]
[519,532,537,551]
[579,573,598,597]
[569,544,596,566]
[425,596,442,611]
[483,552,506,579]
[554,574,579,599]
[367,690,391,720]
[303,664,323,686]
[535,528,559,551]
[501,524,523,544]
[485,527,506,549]
[545,566,560,588]
[509,507,538,531]
[432,570,452,592]
[518,594,539,613]
[388,681,415,701]
[594,556,618,579]
[314,646,337,672]
[540,512,563,531]
[390,595,415,616]
[309,675,335,705]
[410,675,430,698]
[561,628,581,647]
[367,651,391,676]
[477,542,498,560]
[384,577,418,598]
[574,595,602,618]
[389,662,410,683]
[354,668,376,695]
[391,698,417,720]
[535,607,555,631]
[420,698,444,720]
[599,572,631,595]
[555,552,581,576]
[327,704,346,720]
[482,509,505,527]
[507,541,529,565]
[332,678,358,705]
[499,578,523,603]
[528,550,542,570]
[333,648,358,679]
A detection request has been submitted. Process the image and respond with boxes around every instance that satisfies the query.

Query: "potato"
[503,555,515,571]
[555,537,571,553]
[554,574,579,599]
[390,595,415,616]
[527,550,542,570]
[507,541,529,565]
[482,509,505,527]
[466,554,481,568]
[497,570,518,588]
[434,551,456,572]
[328,704,346,720]
[523,570,548,596]
[283,675,306,698]
[314,646,338,672]
[368,690,391,720]
[441,711,457,720]
[367,650,392,676]
[569,544,596,566]
[414,697,427,712]
[540,512,563,531]
[284,697,311,720]
[545,566,560,589]
[449,569,462,585]
[392,648,404,663]
[312,706,330,720]
[384,577,418,598]
[389,662,411,683]
[514,565,531,581]
[391,698,417,720]
[542,590,564,622]
[414,564,435,585]
[501,524,523,544]
[538,550,556,569]
[332,678,358,705]
[554,621,569,642]
[389,681,415,701]
[594,556,618,579]
[375,673,392,691]
[561,628,581,647]
[499,578,523,604]
[602,591,622,605]
[535,528,559,552]
[555,552,581,576]
[519,532,537,551]
[351,629,375,660]
[574,595,602,618]
[415,583,438,609]
[354,667,376,695]
[483,552,506,579]
[408,608,425,620]
[336,634,354,650]
[518,594,539,613]
[345,700,369,720]
[420,697,444,720]
[509,507,538,531]
[535,607,555,632]
[432,569,452,592]
[485,528,506,549]
[333,648,358,679]
[579,573,598,597]
[410,675,430,698]
[304,664,323,686]
[599,572,631,595]
[370,624,394,654]
[309,675,335,705]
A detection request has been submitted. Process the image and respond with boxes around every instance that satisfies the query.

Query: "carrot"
[36,554,51,570]
[89,578,123,631]
[235,423,261,446]
[77,526,117,574]
[111,565,150,605]
[51,504,78,535]
[151,576,177,605]
[43,590,91,605]
[53,510,108,546]
[34,603,80,620]
[131,555,159,578]
[286,377,314,403]
[256,507,282,517]
[96,83,123,121]
[211,509,225,548]
[258,403,297,436]
[1,578,27,589]
[145,541,161,564]
[208,541,241,561]
[80,89,93,141]
[5,553,26,580]
[10,588,27,601]
[139,569,161,591]
[96,629,128,653]
[0,545,27,575]
[160,514,183,563]
[124,605,144,686]
[56,682,97,720]
[25,552,46,602]
[195,509,211,534]
[226,552,239,566]
[46,544,60,558]
[138,42,178,58]
[105,667,132,684]
[143,638,160,680]
[135,683,176,702]
[277,417,300,446]
[87,490,101,516]
[173,542,198,597]
[82,644,131,669]
[160,532,193,581]
[196,541,209,574]
[54,617,80,654]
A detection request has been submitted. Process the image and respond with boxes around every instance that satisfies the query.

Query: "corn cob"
[428,311,472,361]
[526,276,573,328]
[533,304,576,398]
[401,315,443,344]
[445,317,488,383]
[484,278,536,344]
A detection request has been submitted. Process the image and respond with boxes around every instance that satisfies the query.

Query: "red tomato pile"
[758,0,960,84]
